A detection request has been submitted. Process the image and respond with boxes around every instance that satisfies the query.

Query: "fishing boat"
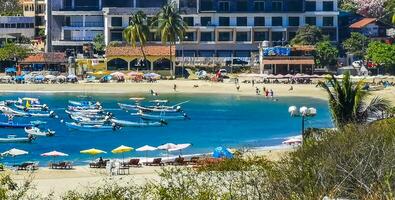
[0,121,40,128]
[65,122,119,132]
[24,127,55,137]
[27,111,56,118]
[0,106,29,116]
[111,119,166,127]
[14,98,49,111]
[118,103,138,111]
[68,100,100,107]
[136,105,182,113]
[67,107,103,114]
[0,135,34,143]
[138,111,190,121]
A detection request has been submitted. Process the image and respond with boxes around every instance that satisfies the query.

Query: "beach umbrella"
[212,146,233,159]
[45,75,56,80]
[41,150,69,164]
[112,145,133,163]
[35,75,45,80]
[67,74,77,79]
[102,75,112,81]
[144,73,161,79]
[136,145,157,162]
[157,143,177,159]
[127,71,144,77]
[110,72,125,78]
[2,148,29,166]
[80,148,106,155]
[168,143,191,156]
[56,75,66,80]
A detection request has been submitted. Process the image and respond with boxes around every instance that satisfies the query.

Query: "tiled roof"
[349,18,377,29]
[21,52,67,64]
[106,45,175,57]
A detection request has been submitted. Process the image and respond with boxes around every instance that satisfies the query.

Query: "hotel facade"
[46,0,339,73]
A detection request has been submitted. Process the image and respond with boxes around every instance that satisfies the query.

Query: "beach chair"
[187,157,200,165]
[145,158,164,166]
[124,159,142,167]
[174,157,187,166]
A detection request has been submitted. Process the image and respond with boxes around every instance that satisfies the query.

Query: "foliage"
[342,32,370,59]
[123,10,150,61]
[92,34,105,54]
[290,25,323,45]
[350,0,388,18]
[366,41,395,72]
[0,43,30,63]
[314,40,339,68]
[0,174,42,200]
[152,2,187,76]
[107,41,123,47]
[318,72,390,127]
[338,0,357,12]
[38,29,46,38]
[0,0,22,16]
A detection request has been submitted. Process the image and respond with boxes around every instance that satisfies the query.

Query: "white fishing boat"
[14,98,49,111]
[138,111,189,121]
[118,103,138,111]
[0,135,34,143]
[24,127,55,137]
[111,119,166,127]
[69,100,101,107]
[136,105,181,113]
[65,122,119,132]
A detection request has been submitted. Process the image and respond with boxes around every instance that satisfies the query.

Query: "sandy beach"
[2,80,394,197]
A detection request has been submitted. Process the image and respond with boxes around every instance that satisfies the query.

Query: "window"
[110,32,123,41]
[10,23,16,28]
[236,32,249,42]
[254,31,267,41]
[305,17,316,25]
[288,31,297,40]
[111,17,122,27]
[184,32,195,41]
[254,17,265,26]
[0,24,4,28]
[288,0,302,11]
[254,1,265,11]
[272,1,283,11]
[180,0,197,8]
[148,32,160,41]
[237,17,247,26]
[323,17,333,26]
[272,17,282,26]
[200,0,213,11]
[199,50,215,57]
[217,50,232,57]
[272,31,284,43]
[236,0,248,11]
[305,1,316,11]
[218,1,230,12]
[323,1,333,11]
[183,17,194,26]
[288,17,299,26]
[218,32,232,41]
[219,17,230,26]
[201,17,212,26]
[200,32,214,41]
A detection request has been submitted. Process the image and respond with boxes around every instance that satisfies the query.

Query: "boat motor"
[159,120,168,125]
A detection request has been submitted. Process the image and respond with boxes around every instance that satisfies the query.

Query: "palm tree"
[153,2,187,77]
[318,72,390,127]
[123,10,149,67]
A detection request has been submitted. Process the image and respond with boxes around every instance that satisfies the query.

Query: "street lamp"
[288,106,317,139]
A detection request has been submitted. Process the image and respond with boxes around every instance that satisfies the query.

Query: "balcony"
[60,6,101,11]
[66,22,104,27]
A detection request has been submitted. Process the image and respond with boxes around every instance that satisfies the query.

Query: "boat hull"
[65,122,116,132]
[111,119,164,127]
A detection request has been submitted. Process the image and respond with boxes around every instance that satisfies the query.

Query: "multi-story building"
[46,0,339,73]
[0,17,35,41]
[22,0,46,36]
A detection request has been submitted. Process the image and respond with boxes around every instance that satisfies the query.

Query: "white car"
[218,69,227,76]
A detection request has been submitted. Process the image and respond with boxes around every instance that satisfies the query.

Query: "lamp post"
[288,106,317,139]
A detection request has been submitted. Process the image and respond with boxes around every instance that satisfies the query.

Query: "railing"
[176,57,252,66]
[67,22,104,27]
[62,37,94,41]
[59,6,100,11]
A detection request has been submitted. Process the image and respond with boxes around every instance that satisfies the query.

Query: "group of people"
[256,87,274,98]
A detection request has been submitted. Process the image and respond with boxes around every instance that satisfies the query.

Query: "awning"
[262,59,315,65]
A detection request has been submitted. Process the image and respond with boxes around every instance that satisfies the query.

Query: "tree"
[350,0,387,18]
[342,32,370,59]
[314,40,339,69]
[122,10,149,63]
[290,25,323,45]
[0,42,30,65]
[92,33,105,54]
[366,41,395,73]
[153,2,187,77]
[0,0,22,16]
[318,72,390,127]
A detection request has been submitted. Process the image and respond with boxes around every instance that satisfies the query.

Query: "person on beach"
[289,86,293,91]
[265,89,269,97]
[173,84,177,91]
[252,80,255,87]
[255,87,260,95]
[236,85,240,91]
[270,89,274,98]
[150,89,158,96]
[263,86,266,93]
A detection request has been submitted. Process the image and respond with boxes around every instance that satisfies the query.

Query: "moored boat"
[0,121,40,128]
[138,111,190,121]
[111,119,166,127]
[118,103,138,111]
[69,100,100,107]
[65,122,119,132]
[24,127,55,137]
[0,135,34,143]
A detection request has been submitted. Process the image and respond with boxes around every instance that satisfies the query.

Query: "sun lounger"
[123,159,142,167]
[50,162,73,169]
[187,156,200,165]
[89,160,108,168]
[144,158,164,166]
[13,162,38,171]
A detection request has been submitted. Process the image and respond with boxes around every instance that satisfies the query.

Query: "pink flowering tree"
[351,0,387,18]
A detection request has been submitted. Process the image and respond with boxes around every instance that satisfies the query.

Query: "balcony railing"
[176,57,251,66]
[60,6,100,11]
[67,22,104,27]
[62,37,95,41]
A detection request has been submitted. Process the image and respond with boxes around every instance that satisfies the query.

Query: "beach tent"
[212,146,233,159]
[136,145,157,162]
[111,145,133,163]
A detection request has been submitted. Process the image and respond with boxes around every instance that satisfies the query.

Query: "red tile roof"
[106,45,175,57]
[349,18,377,29]
[21,52,67,64]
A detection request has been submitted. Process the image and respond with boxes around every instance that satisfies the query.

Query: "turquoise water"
[0,93,333,165]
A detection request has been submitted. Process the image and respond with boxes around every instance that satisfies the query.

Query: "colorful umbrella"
[112,145,133,163]
[136,145,157,162]
[168,143,191,156]
[80,148,106,155]
[212,146,233,159]
[41,151,69,157]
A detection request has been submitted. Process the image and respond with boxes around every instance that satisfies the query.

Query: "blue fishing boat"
[0,121,40,128]
[111,119,166,127]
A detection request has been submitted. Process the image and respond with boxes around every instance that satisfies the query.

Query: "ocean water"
[0,92,333,165]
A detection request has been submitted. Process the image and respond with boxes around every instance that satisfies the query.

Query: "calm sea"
[0,92,333,165]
